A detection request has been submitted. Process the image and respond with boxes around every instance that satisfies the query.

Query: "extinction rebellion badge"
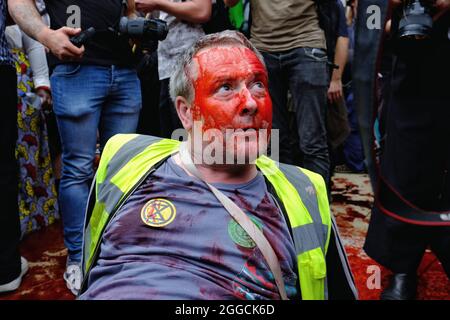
[228,216,264,248]
[141,198,177,228]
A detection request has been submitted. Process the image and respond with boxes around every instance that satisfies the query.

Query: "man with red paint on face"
[176,42,273,173]
[78,31,357,300]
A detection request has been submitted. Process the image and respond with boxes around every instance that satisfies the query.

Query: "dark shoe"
[380,273,417,300]
[0,257,29,293]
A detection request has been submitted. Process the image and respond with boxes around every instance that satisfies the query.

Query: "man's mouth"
[229,127,262,137]
[232,124,268,131]
[218,126,258,133]
[239,127,258,132]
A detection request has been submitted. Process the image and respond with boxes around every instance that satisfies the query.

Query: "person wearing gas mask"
[8,0,143,296]
[364,0,450,300]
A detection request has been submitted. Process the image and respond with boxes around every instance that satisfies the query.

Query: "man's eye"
[251,81,266,92]
[217,83,233,94]
[253,81,265,89]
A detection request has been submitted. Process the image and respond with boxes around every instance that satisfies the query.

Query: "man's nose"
[239,87,258,116]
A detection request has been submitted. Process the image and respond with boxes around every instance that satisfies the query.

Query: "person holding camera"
[364,0,450,300]
[8,0,142,296]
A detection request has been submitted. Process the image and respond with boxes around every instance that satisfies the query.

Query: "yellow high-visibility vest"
[81,134,332,300]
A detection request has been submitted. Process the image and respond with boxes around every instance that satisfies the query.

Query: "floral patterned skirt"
[12,48,59,238]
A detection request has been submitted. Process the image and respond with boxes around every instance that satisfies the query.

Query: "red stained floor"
[0,221,73,300]
[1,173,449,300]
[332,174,450,300]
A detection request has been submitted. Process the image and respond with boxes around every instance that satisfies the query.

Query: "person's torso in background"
[250,0,326,52]
[44,0,134,68]
[157,0,205,80]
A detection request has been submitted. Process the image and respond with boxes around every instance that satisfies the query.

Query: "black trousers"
[136,51,161,137]
[0,64,21,284]
[364,31,450,277]
[261,48,330,183]
[365,207,450,277]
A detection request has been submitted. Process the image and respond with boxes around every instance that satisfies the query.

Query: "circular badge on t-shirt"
[141,198,177,228]
[228,217,264,249]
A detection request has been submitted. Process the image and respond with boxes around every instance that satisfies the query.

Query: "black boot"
[380,273,418,300]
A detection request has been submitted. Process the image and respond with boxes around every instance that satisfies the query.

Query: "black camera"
[118,16,168,42]
[70,27,96,48]
[398,0,434,40]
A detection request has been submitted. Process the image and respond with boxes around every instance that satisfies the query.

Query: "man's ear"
[175,96,194,131]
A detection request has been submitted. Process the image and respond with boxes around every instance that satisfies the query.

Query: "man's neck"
[172,153,258,185]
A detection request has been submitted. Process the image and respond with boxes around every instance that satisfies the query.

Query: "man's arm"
[7,0,47,40]
[127,0,138,18]
[8,0,84,60]
[328,36,349,103]
[135,0,211,24]
[22,30,52,106]
[328,0,349,104]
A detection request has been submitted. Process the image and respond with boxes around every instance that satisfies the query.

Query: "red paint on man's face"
[191,46,272,133]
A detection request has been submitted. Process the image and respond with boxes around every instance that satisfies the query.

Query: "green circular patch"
[228,216,264,248]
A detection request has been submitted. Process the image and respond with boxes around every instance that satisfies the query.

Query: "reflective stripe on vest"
[83,135,331,300]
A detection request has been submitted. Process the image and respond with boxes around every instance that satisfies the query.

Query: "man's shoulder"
[274,161,327,195]
[100,134,173,171]
[273,160,324,181]
[105,134,164,151]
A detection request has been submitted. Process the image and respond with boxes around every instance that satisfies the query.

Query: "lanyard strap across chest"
[178,142,289,300]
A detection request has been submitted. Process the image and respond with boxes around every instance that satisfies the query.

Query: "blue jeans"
[51,64,141,262]
[261,48,330,183]
[342,88,365,173]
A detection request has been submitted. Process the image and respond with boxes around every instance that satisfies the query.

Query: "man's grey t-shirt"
[80,157,299,300]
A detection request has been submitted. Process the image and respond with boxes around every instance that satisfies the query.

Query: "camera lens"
[119,17,168,41]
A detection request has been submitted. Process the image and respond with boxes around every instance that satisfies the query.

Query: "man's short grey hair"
[169,30,266,104]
